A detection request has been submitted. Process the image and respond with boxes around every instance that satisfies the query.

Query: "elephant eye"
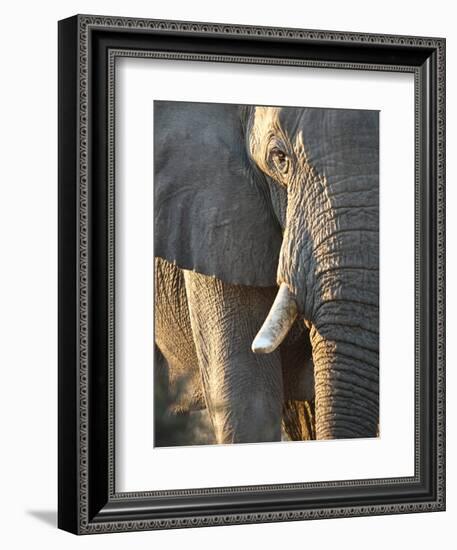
[270,147,290,176]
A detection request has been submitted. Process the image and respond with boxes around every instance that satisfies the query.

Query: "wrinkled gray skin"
[154,101,378,443]
[155,257,314,443]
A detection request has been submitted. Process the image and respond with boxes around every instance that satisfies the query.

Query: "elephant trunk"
[310,299,379,439]
[253,171,379,438]
[285,222,378,438]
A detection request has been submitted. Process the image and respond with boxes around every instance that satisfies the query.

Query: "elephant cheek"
[275,228,313,322]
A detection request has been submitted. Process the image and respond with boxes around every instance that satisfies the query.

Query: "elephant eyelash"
[269,147,290,178]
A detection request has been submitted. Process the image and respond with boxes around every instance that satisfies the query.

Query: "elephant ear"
[154,101,282,287]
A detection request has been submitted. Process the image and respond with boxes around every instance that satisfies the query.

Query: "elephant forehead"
[249,107,282,160]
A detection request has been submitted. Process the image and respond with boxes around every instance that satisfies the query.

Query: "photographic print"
[154,100,379,447]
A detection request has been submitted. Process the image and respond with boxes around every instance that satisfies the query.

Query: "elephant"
[154,100,379,444]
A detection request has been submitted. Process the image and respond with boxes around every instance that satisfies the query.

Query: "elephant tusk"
[251,283,298,354]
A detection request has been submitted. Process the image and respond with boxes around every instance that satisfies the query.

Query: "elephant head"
[247,106,379,439]
[154,100,379,440]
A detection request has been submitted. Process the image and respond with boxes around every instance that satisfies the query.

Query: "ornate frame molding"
[58,14,445,534]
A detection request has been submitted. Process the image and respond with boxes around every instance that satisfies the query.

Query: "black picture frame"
[58,14,446,534]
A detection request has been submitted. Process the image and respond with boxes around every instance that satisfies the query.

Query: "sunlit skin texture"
[155,257,314,444]
[183,267,283,443]
[248,106,379,439]
[154,257,205,413]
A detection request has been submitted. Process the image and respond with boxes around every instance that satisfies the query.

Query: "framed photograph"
[58,14,445,534]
